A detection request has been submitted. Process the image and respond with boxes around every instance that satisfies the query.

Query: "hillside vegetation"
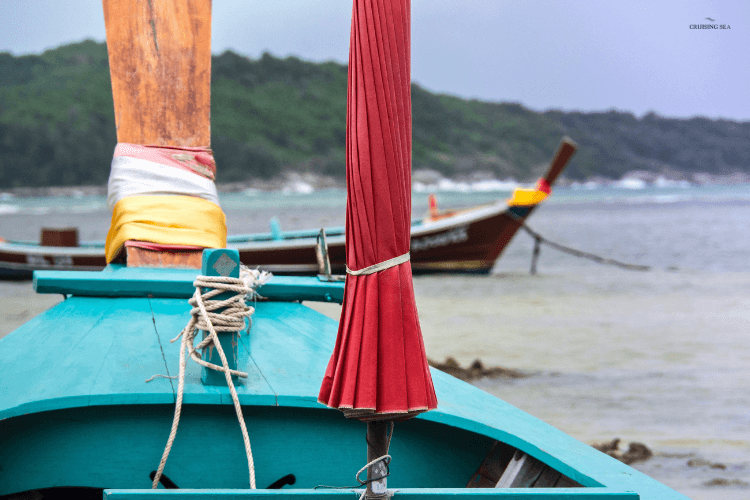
[1,40,748,188]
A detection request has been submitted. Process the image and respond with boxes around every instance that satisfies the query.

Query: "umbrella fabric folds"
[318,0,437,421]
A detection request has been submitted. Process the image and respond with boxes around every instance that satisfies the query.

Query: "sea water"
[0,183,748,499]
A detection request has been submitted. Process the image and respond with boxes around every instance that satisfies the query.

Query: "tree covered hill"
[1,40,748,188]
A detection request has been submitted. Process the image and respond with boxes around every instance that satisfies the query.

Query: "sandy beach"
[0,282,62,340]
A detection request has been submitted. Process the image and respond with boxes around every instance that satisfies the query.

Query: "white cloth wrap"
[107,155,221,211]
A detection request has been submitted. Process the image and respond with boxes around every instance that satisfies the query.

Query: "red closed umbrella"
[318,0,437,423]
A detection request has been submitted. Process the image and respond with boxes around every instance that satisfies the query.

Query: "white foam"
[282,181,315,194]
[470,179,518,192]
[0,204,21,214]
[613,178,647,189]
[654,176,691,189]
[413,177,518,193]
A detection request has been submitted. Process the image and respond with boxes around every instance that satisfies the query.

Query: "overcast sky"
[1,0,748,121]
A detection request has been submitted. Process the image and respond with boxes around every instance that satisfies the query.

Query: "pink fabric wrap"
[114,143,217,180]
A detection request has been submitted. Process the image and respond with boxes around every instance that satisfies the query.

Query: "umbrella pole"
[366,420,391,499]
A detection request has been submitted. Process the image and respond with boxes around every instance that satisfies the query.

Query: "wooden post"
[530,236,541,275]
[366,421,390,499]
[316,228,332,278]
[200,248,241,386]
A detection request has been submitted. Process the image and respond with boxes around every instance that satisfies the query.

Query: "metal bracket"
[316,228,345,282]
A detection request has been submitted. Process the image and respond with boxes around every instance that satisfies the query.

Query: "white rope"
[151,275,258,489]
[346,252,410,276]
[240,265,273,301]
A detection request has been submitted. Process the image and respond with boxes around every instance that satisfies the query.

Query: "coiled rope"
[152,275,257,489]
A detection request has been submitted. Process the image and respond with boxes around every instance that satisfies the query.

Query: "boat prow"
[0,264,687,499]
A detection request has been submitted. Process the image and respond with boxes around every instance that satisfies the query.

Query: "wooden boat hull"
[0,202,537,279]
[239,203,536,275]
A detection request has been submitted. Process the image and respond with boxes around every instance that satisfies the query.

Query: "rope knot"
[173,275,255,378]
[188,275,254,335]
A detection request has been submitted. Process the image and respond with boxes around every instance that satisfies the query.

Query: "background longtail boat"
[0,137,574,279]
[0,0,688,499]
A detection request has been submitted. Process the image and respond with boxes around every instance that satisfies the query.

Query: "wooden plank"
[533,467,563,488]
[74,298,178,405]
[496,451,546,488]
[102,0,212,146]
[0,296,174,419]
[237,301,335,406]
[126,246,203,269]
[466,440,517,488]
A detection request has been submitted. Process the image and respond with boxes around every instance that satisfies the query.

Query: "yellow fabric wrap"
[105,195,227,263]
[507,188,549,207]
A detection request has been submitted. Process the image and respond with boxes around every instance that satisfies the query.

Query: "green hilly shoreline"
[1,40,748,189]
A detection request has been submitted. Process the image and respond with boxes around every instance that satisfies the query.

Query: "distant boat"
[0,140,575,279]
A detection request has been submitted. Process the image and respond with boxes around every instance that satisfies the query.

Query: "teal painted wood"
[255,276,343,304]
[148,297,277,407]
[200,249,241,386]
[0,296,175,419]
[0,296,342,419]
[33,266,345,303]
[0,405,495,492]
[225,226,346,244]
[269,218,284,240]
[34,266,199,297]
[103,490,640,499]
[241,301,336,407]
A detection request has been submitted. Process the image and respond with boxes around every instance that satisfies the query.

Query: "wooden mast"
[102,0,214,268]
[103,0,211,147]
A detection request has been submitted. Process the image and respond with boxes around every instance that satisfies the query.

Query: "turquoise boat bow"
[0,257,687,499]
